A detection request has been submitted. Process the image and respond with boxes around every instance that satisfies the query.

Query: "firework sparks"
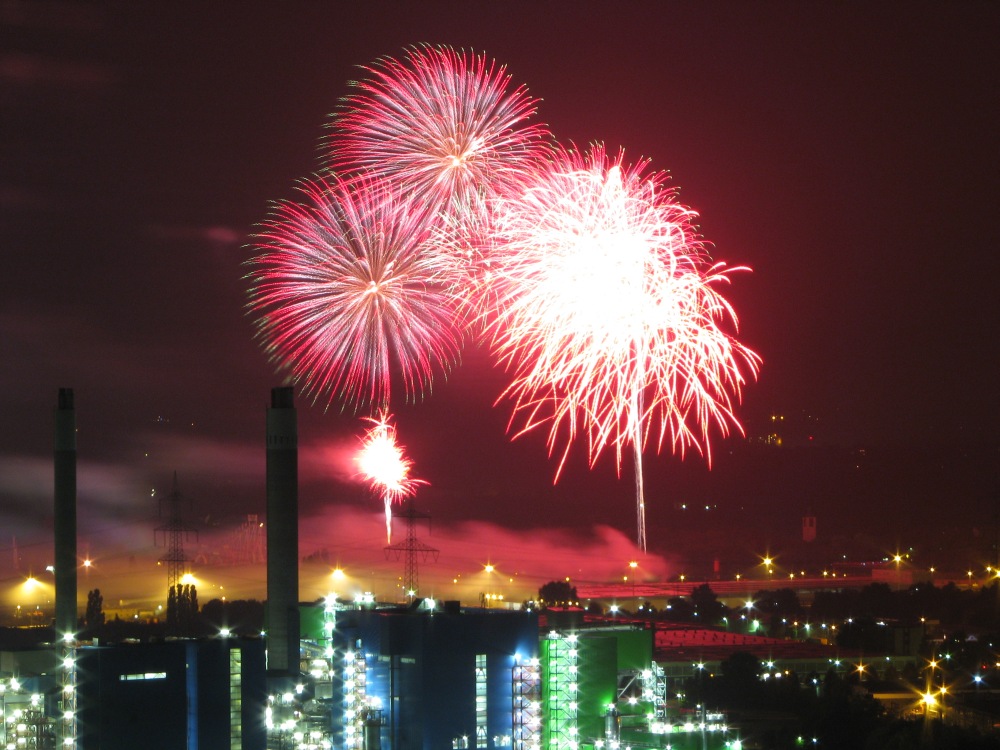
[356,412,425,542]
[328,44,551,271]
[483,145,760,551]
[246,174,469,410]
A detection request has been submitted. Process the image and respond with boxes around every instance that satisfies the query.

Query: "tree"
[84,588,105,628]
[690,584,726,622]
[719,651,762,706]
[166,583,200,633]
[538,580,577,605]
[722,651,762,684]
[666,596,694,621]
[754,587,803,616]
[167,585,178,627]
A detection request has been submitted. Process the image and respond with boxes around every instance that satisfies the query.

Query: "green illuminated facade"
[540,625,741,750]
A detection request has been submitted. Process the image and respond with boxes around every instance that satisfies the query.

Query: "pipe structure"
[265,386,299,676]
[54,388,78,635]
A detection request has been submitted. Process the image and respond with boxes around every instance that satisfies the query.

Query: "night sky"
[1,2,997,601]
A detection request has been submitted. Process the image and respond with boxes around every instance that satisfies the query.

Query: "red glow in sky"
[0,3,996,607]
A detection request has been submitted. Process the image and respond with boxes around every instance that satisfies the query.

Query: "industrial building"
[327,601,537,750]
[75,636,267,750]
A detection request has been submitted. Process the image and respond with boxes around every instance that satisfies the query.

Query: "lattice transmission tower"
[384,499,438,600]
[153,471,198,591]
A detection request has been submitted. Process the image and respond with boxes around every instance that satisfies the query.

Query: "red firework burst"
[246,174,469,410]
[483,145,760,550]
[328,45,551,246]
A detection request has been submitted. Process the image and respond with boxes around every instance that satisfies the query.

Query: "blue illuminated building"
[329,601,539,750]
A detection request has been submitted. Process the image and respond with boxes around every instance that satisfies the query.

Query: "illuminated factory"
[0,388,747,749]
[287,596,744,750]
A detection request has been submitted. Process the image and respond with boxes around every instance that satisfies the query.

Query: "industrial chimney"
[265,386,299,676]
[54,388,78,635]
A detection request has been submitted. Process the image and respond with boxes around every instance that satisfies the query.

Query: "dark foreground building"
[76,637,266,750]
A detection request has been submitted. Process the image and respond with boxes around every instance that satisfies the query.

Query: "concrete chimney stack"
[265,386,299,676]
[54,388,78,635]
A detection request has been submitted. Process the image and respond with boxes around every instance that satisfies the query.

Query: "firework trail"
[356,412,425,542]
[483,145,760,551]
[328,44,551,274]
[246,174,468,410]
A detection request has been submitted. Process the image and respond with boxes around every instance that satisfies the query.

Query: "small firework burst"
[356,412,425,542]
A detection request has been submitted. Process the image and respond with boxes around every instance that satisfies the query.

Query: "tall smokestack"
[265,386,299,676]
[54,388,77,635]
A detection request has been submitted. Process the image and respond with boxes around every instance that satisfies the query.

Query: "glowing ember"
[356,412,425,542]
[483,145,760,551]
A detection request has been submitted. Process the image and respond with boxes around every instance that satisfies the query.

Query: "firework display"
[357,412,425,542]
[246,174,468,410]
[483,146,760,550]
[328,45,550,226]
[250,45,758,553]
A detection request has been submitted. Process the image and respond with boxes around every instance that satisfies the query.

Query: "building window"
[230,647,243,748]
[476,654,488,747]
